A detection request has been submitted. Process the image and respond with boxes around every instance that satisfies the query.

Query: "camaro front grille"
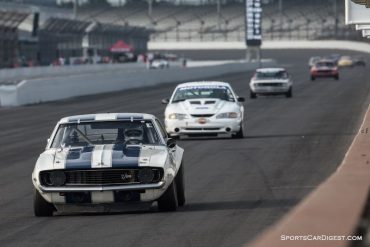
[40,168,163,186]
[191,114,214,118]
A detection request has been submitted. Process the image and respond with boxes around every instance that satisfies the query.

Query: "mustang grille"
[40,168,163,186]
[185,127,220,131]
[191,114,214,118]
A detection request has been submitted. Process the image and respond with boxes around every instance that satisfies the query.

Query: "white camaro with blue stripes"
[32,113,185,216]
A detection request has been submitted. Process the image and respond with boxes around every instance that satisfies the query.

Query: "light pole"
[73,0,78,20]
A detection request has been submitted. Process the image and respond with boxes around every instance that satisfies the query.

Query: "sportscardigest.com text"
[281,235,362,241]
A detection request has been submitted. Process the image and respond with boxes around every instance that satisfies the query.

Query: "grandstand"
[0,0,362,68]
[76,0,359,42]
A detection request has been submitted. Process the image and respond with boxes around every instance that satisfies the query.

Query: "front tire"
[232,122,244,139]
[286,88,292,98]
[34,189,55,217]
[311,76,315,81]
[334,75,339,80]
[175,163,185,207]
[158,180,178,212]
[250,91,257,99]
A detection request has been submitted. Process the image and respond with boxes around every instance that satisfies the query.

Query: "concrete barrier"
[0,63,146,84]
[245,105,370,247]
[149,40,370,54]
[0,60,274,106]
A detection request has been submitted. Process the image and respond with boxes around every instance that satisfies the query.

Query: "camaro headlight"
[168,113,188,120]
[137,168,155,184]
[49,171,66,186]
[216,112,239,119]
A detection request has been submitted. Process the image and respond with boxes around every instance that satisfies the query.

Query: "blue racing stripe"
[111,144,141,168]
[65,146,94,169]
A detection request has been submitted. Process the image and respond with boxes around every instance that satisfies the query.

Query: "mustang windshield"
[51,120,161,148]
[172,85,235,102]
[256,71,288,79]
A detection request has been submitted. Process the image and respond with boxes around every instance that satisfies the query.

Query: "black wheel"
[232,122,244,139]
[175,163,185,207]
[158,180,178,212]
[334,75,339,80]
[34,189,55,217]
[311,76,315,81]
[286,88,292,98]
[250,91,257,99]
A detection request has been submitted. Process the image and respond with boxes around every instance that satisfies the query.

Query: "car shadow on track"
[176,198,298,212]
[53,199,298,216]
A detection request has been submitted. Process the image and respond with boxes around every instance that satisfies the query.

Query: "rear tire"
[158,180,178,212]
[334,75,339,80]
[311,76,315,81]
[175,163,185,207]
[250,91,257,99]
[34,189,55,217]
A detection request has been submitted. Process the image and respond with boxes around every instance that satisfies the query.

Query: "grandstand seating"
[77,0,357,42]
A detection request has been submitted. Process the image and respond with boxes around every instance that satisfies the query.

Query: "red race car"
[310,60,339,81]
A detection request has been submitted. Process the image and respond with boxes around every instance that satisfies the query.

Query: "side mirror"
[166,138,176,149]
[237,97,245,102]
[45,138,51,150]
[162,98,169,104]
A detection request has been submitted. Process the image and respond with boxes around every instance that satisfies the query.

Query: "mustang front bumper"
[165,117,242,136]
[250,85,291,94]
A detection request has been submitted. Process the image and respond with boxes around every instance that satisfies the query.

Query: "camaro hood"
[167,98,238,116]
[37,144,168,171]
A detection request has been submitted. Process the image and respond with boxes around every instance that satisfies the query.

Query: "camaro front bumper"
[35,181,167,204]
[165,118,242,136]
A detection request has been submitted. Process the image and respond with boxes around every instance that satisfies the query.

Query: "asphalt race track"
[0,50,370,247]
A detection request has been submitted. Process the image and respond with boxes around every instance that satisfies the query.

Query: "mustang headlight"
[137,168,155,184]
[49,171,66,186]
[168,113,188,120]
[216,112,239,119]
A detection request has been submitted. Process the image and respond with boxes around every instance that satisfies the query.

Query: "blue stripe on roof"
[116,114,144,120]
[68,115,96,123]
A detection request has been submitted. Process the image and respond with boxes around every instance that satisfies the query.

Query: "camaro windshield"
[51,120,161,148]
[256,71,288,79]
[172,85,235,102]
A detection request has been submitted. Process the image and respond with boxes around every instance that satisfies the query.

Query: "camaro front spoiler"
[38,181,166,192]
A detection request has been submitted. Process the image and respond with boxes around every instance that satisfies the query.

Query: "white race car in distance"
[32,113,185,216]
[249,68,293,98]
[162,81,245,138]
[149,59,170,69]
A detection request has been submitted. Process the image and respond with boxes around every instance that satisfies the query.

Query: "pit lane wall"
[0,60,270,106]
[149,40,370,53]
[244,105,370,247]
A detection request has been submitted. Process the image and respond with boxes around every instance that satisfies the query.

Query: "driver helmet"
[124,127,144,143]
